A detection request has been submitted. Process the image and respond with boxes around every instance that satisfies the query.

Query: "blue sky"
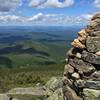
[0,0,100,25]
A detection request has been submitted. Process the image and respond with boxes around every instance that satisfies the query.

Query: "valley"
[0,25,84,92]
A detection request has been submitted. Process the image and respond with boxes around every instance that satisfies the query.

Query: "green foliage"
[0,40,70,93]
[0,41,70,69]
[0,68,63,93]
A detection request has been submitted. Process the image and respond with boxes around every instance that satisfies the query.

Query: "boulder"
[45,77,64,100]
[85,81,100,90]
[69,58,95,75]
[76,52,82,58]
[0,94,10,100]
[96,51,100,56]
[89,71,100,81]
[67,48,82,58]
[45,77,63,92]
[89,20,100,29]
[83,88,100,100]
[92,14,100,20]
[86,36,100,53]
[72,73,80,80]
[92,71,100,78]
[74,80,100,90]
[64,64,74,76]
[88,31,100,36]
[82,50,100,65]
[63,77,73,87]
[78,36,86,44]
[67,48,76,57]
[47,88,64,100]
[74,79,86,88]
[71,39,86,49]
[63,85,82,100]
[78,29,87,38]
[7,87,46,96]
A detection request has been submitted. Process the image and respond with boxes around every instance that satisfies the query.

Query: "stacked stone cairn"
[63,13,100,100]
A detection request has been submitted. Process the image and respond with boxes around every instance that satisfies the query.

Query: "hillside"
[0,25,82,69]
[0,25,83,94]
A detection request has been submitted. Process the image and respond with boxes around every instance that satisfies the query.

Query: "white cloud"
[0,13,94,25]
[80,14,93,20]
[0,15,25,23]
[27,13,93,25]
[29,0,74,8]
[28,13,67,24]
[29,0,46,7]
[94,0,100,8]
[28,13,44,21]
[0,0,22,12]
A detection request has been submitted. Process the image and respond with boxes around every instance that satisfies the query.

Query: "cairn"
[63,14,100,100]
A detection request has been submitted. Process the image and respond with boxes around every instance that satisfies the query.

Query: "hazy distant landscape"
[0,25,83,69]
[0,25,84,92]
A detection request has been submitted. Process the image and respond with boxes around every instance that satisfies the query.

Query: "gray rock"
[63,85,82,100]
[45,77,63,92]
[83,88,100,100]
[85,81,100,90]
[75,80,100,90]
[92,13,100,20]
[72,73,80,80]
[63,77,73,87]
[67,48,77,57]
[64,64,74,76]
[89,20,100,29]
[89,31,100,36]
[74,79,86,88]
[76,52,82,59]
[0,94,10,100]
[92,71,100,79]
[71,39,86,49]
[82,50,100,65]
[46,77,64,100]
[12,99,19,100]
[86,36,100,53]
[67,48,82,58]
[47,88,64,100]
[69,58,95,75]
[7,87,46,96]
[87,18,100,31]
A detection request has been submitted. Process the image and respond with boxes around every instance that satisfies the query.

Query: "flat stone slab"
[92,14,100,20]
[85,81,100,90]
[86,36,100,53]
[75,80,100,90]
[82,50,100,65]
[83,88,100,100]
[69,58,95,75]
[0,94,10,100]
[7,87,46,96]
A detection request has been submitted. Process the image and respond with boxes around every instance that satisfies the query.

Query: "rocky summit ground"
[0,77,64,100]
[63,13,100,100]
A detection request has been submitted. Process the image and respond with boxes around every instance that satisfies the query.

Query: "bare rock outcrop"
[63,13,100,100]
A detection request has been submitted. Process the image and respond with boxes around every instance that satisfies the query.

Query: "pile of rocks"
[63,13,100,100]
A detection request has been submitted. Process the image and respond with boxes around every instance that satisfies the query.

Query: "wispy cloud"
[0,15,25,23]
[94,0,100,8]
[0,0,22,12]
[0,13,94,25]
[29,0,74,8]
